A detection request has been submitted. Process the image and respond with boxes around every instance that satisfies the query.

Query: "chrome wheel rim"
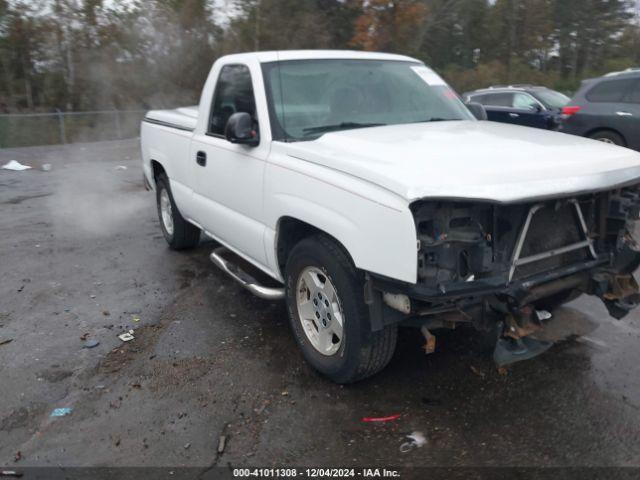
[296,266,344,356]
[159,188,174,236]
[597,138,615,144]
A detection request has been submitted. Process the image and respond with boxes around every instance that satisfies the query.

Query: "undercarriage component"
[597,273,639,301]
[520,272,589,305]
[420,325,436,354]
[592,272,640,319]
[503,306,545,339]
[493,305,554,366]
[494,334,553,367]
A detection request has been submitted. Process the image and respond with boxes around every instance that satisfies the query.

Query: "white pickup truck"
[141,50,640,383]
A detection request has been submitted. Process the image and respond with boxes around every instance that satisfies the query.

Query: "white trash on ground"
[400,431,427,453]
[118,330,135,342]
[1,160,32,171]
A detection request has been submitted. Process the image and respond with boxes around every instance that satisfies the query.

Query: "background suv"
[559,70,640,150]
[463,85,570,129]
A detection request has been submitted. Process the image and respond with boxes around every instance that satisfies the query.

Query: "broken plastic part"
[382,292,411,314]
[605,297,640,319]
[493,335,553,367]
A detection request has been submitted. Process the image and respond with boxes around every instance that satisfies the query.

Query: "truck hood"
[285,121,640,204]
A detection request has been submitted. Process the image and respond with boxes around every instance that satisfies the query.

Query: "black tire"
[284,234,397,384]
[589,130,625,146]
[156,173,200,250]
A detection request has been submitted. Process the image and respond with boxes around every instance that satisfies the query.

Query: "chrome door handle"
[509,113,520,118]
[616,111,633,117]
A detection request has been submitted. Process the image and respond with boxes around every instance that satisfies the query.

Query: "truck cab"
[141,51,640,383]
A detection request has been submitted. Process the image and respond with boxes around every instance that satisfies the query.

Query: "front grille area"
[520,204,584,257]
[513,203,591,279]
[513,248,589,279]
[412,186,640,290]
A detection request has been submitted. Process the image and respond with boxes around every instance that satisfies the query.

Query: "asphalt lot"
[1,139,640,472]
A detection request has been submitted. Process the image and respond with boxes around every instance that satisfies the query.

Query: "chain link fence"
[0,110,147,148]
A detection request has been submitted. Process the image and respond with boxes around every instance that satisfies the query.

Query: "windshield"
[262,59,474,142]
[533,89,570,109]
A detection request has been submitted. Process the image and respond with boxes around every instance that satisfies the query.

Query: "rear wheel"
[285,234,397,384]
[590,130,625,146]
[156,173,200,250]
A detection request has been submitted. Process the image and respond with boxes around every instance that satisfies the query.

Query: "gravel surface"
[1,140,640,471]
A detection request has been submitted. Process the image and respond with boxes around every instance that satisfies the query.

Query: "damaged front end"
[366,184,640,366]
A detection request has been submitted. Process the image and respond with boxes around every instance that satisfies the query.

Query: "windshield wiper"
[302,122,386,135]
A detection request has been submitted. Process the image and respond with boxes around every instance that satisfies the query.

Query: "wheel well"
[151,160,166,182]
[276,217,353,276]
[586,128,627,146]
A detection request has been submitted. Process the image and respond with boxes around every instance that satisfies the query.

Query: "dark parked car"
[463,85,570,129]
[558,70,640,151]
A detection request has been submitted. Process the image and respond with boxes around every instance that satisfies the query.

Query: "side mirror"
[466,102,487,121]
[225,112,259,146]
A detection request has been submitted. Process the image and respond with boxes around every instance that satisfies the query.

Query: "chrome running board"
[209,247,284,301]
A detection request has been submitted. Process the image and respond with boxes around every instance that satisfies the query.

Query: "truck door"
[189,63,270,268]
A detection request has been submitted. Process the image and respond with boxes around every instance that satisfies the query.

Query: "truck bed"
[144,106,198,132]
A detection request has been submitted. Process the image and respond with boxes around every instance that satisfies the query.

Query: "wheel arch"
[150,159,166,183]
[586,127,627,146]
[275,216,356,280]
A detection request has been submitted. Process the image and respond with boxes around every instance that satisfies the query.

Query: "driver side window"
[513,92,539,110]
[209,64,257,137]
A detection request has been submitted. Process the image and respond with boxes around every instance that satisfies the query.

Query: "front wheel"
[285,234,397,384]
[156,173,200,250]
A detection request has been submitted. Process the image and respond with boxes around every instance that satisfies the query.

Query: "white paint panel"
[285,121,640,204]
[264,144,417,283]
